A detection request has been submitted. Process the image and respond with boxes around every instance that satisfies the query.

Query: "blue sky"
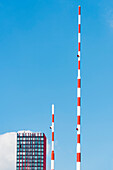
[0,0,113,170]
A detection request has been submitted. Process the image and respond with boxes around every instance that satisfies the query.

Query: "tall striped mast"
[50,104,55,170]
[76,6,81,170]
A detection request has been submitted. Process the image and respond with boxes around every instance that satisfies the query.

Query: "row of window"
[17,141,44,146]
[17,158,43,161]
[17,141,44,147]
[17,141,44,143]
[17,148,44,150]
[17,159,43,162]
[17,155,44,158]
[17,144,44,149]
[17,163,44,165]
[17,150,44,153]
[17,156,44,159]
[17,164,44,167]
[17,145,44,148]
[17,152,44,155]
[17,142,44,145]
[17,161,44,163]
[17,148,44,155]
[17,137,44,140]
[17,136,44,138]
[17,139,44,142]
[17,156,44,162]
[17,167,44,170]
[17,151,44,154]
[17,140,44,142]
[17,140,44,143]
[17,133,44,136]
[17,161,43,164]
[17,147,44,150]
[17,146,44,149]
[17,167,43,170]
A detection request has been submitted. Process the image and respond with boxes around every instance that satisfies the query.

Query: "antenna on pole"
[76,5,81,170]
[50,104,55,170]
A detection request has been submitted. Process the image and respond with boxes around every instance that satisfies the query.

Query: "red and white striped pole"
[50,104,55,170]
[76,5,81,170]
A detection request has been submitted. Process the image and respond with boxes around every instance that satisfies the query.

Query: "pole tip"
[78,6,81,15]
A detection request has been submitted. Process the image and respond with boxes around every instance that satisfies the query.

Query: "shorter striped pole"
[50,104,55,170]
[76,5,81,170]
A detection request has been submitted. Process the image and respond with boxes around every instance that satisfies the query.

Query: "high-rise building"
[16,132,47,170]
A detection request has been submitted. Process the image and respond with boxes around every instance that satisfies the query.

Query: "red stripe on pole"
[77,134,80,143]
[78,6,81,15]
[52,115,54,122]
[77,116,80,125]
[78,42,80,51]
[52,132,54,141]
[78,24,81,33]
[77,153,81,162]
[77,97,81,106]
[51,151,54,160]
[78,79,81,88]
[78,61,80,69]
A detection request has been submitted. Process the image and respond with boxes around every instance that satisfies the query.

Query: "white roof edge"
[17,130,44,134]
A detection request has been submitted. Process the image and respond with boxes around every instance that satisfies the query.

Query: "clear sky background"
[0,0,113,170]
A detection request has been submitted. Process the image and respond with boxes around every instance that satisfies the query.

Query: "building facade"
[16,132,46,170]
